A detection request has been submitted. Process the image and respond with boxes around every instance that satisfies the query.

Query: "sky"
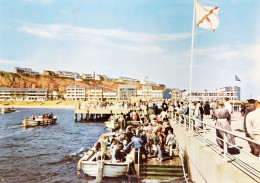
[0,0,260,100]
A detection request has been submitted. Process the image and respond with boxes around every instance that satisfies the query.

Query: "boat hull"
[23,117,57,128]
[81,161,128,177]
[2,108,15,114]
[104,121,119,129]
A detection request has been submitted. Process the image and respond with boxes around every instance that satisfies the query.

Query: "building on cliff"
[81,73,94,80]
[13,67,40,75]
[56,71,80,78]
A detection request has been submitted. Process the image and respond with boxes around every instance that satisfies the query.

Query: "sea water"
[0,108,131,183]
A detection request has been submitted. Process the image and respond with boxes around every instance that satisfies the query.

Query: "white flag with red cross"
[196,0,220,32]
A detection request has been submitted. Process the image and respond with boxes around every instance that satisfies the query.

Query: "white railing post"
[191,117,194,134]
[223,134,228,162]
[203,123,206,146]
[179,114,182,127]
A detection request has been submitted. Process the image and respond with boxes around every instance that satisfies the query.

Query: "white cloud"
[19,23,191,43]
[18,23,191,56]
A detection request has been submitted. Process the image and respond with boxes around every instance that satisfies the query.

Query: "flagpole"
[189,0,196,135]
[233,85,235,114]
[75,77,76,109]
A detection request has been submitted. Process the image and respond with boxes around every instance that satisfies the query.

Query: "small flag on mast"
[195,0,220,31]
[235,75,241,82]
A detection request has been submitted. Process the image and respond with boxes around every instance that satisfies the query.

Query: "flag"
[195,0,220,31]
[235,75,241,82]
[101,140,109,155]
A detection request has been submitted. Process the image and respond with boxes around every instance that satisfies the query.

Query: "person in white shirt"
[246,96,260,157]
[165,130,175,157]
[224,98,232,114]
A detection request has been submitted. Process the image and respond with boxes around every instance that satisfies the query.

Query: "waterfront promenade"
[203,112,260,168]
[172,111,260,182]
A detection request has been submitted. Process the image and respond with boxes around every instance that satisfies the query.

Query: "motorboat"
[1,107,16,114]
[23,114,57,128]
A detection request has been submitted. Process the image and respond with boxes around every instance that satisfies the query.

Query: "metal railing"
[172,112,260,182]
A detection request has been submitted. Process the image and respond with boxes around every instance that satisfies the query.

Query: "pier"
[74,108,131,122]
[76,104,260,182]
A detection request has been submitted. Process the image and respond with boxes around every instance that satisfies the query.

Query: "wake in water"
[0,128,28,139]
[69,147,87,159]
[6,124,23,129]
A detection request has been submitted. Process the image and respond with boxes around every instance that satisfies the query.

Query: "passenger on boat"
[49,113,54,119]
[126,134,143,163]
[115,143,126,162]
[110,139,118,162]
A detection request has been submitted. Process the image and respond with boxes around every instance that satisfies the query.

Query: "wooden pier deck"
[75,108,131,115]
[74,108,131,121]
[138,156,185,181]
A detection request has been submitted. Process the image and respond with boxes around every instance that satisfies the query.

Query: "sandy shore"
[0,101,75,109]
[1,105,75,109]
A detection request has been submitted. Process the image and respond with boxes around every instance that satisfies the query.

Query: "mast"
[189,0,196,135]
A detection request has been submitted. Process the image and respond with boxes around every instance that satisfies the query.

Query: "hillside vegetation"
[0,71,164,91]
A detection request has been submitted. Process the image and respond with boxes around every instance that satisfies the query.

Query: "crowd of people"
[92,96,260,164]
[94,100,177,163]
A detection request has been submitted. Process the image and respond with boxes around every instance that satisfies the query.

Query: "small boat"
[23,114,57,128]
[77,134,135,181]
[104,115,125,130]
[2,107,16,114]
[104,120,119,129]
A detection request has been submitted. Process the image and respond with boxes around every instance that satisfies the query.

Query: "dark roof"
[247,99,255,103]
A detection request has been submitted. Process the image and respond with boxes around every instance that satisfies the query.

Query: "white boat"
[104,121,119,129]
[2,107,16,114]
[23,114,57,128]
[81,160,129,177]
[77,135,135,181]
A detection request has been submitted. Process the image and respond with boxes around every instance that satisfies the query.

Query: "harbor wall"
[170,122,257,183]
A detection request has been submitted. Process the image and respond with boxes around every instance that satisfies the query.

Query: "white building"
[118,85,137,101]
[65,86,86,101]
[181,86,240,101]
[82,73,94,80]
[13,67,32,74]
[0,87,48,101]
[56,71,80,78]
[103,91,117,101]
[142,85,153,99]
[88,87,103,101]
[13,67,40,75]
[118,77,140,83]
[218,86,241,100]
[151,90,163,100]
